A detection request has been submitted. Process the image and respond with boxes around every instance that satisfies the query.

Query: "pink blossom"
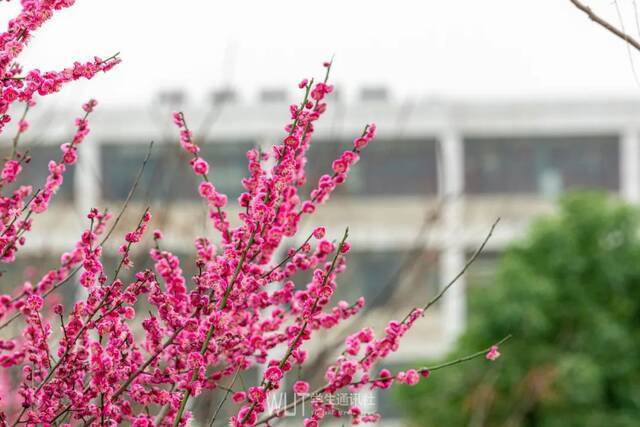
[284,135,299,148]
[82,99,98,113]
[293,380,309,394]
[354,137,368,149]
[191,158,209,175]
[1,160,21,184]
[248,386,266,404]
[332,159,347,174]
[405,369,420,386]
[2,87,18,102]
[232,391,246,403]
[264,366,283,383]
[18,119,29,133]
[172,111,183,126]
[313,226,326,239]
[486,345,501,361]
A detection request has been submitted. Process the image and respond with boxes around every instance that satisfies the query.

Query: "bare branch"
[422,217,500,312]
[100,140,154,246]
[569,0,640,51]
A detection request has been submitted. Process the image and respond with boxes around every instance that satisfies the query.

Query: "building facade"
[3,96,639,423]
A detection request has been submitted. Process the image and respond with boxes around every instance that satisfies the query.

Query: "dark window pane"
[339,250,439,306]
[361,138,439,196]
[200,142,254,200]
[305,139,438,197]
[101,141,253,202]
[101,143,193,201]
[290,249,438,307]
[465,135,619,195]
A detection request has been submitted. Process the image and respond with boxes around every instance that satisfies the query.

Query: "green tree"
[398,192,640,427]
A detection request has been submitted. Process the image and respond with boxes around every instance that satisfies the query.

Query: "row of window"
[2,134,621,202]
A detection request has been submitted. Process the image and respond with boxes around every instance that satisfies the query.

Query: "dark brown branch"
[569,0,640,51]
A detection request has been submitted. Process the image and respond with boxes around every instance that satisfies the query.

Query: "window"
[200,142,254,201]
[464,135,619,195]
[305,138,438,197]
[289,249,439,308]
[101,141,254,202]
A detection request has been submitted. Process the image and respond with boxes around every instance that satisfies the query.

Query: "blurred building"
[3,94,638,424]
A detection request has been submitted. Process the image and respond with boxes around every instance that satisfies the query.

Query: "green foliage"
[398,192,640,426]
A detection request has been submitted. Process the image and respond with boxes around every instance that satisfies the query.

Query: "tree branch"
[569,0,640,51]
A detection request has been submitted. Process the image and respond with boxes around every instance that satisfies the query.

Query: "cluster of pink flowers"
[0,0,120,265]
[0,98,99,264]
[173,112,231,242]
[304,123,375,208]
[0,2,506,427]
[0,1,120,133]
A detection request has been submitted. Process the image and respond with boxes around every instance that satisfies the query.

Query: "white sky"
[3,0,640,107]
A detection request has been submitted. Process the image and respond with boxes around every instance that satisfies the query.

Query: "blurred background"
[2,0,640,425]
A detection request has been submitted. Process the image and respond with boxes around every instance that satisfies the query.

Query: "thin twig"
[261,232,314,279]
[255,335,512,426]
[352,335,512,386]
[10,103,30,160]
[208,368,241,427]
[633,0,640,39]
[569,0,640,51]
[612,0,640,85]
[421,217,500,313]
[100,141,154,246]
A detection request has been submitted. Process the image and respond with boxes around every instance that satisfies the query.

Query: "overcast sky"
[3,0,640,107]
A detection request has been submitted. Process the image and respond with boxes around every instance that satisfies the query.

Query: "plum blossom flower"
[264,366,283,383]
[293,380,309,395]
[404,369,420,386]
[232,391,246,404]
[191,158,209,175]
[486,345,501,361]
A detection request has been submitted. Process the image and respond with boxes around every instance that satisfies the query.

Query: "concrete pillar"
[621,127,640,203]
[74,139,101,215]
[73,139,101,301]
[438,127,466,340]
